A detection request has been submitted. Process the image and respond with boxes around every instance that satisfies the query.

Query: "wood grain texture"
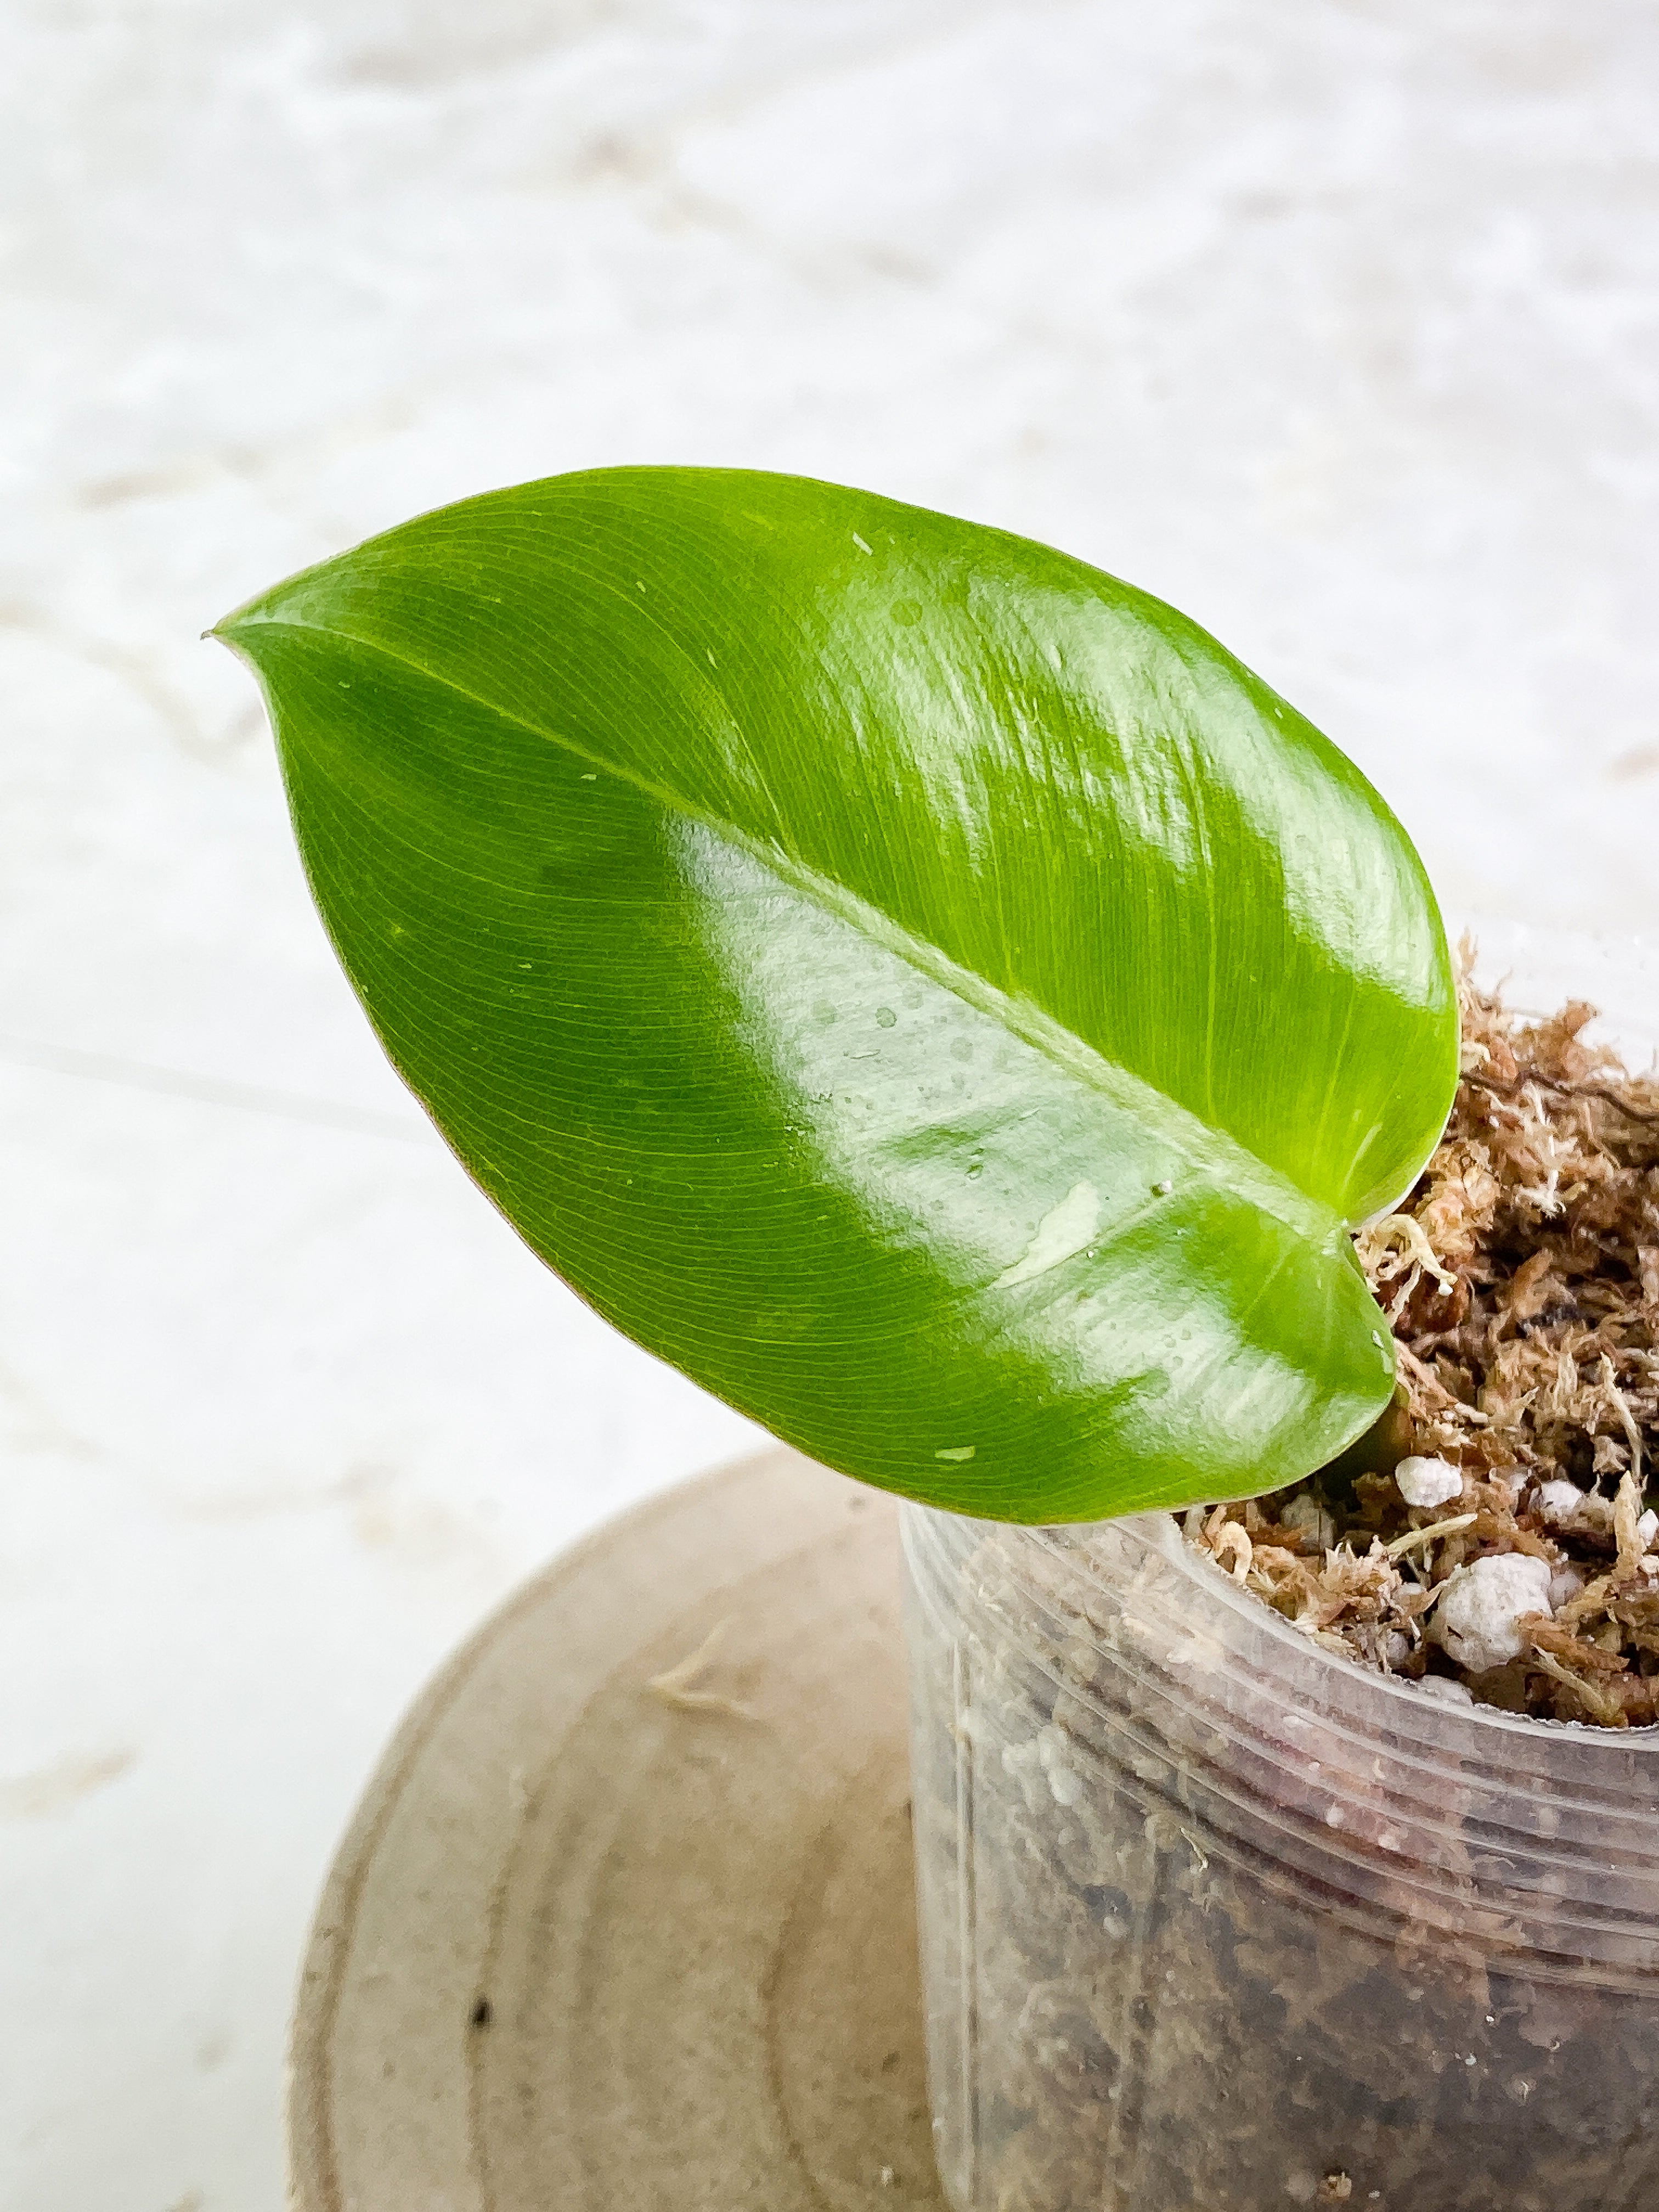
[289,1449,946,2211]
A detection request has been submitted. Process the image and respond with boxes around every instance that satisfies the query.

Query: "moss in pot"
[213,470,1658,2210]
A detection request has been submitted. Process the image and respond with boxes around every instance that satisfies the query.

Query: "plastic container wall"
[902,1503,1659,2212]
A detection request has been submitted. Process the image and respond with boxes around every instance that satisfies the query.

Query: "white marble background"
[3,2,1656,2205]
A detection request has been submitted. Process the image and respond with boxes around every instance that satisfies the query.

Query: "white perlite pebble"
[1037,1725,1084,1808]
[1415,1676,1476,1706]
[1535,1479,1587,1526]
[1395,1455,1466,1510]
[1549,1564,1587,1610]
[1435,1553,1554,1674]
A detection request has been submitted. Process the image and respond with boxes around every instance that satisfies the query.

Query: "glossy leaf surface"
[217,469,1457,1521]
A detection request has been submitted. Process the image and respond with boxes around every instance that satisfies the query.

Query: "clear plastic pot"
[902,1502,1659,2212]
[902,920,1659,2211]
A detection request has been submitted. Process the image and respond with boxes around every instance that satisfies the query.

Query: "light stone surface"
[3,2,1658,2207]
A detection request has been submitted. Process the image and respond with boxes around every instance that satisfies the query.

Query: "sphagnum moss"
[1193,949,1659,1726]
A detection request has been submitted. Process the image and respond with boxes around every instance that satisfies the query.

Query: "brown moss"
[1191,944,1659,1727]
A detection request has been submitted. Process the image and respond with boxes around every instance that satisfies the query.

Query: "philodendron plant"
[216,469,1458,1525]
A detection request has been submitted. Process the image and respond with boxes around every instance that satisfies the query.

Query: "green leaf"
[216,468,1457,1522]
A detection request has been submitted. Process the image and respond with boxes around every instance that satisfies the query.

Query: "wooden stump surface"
[288,1448,947,2211]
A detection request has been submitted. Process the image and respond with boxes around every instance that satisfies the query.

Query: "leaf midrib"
[223,606,1346,1251]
